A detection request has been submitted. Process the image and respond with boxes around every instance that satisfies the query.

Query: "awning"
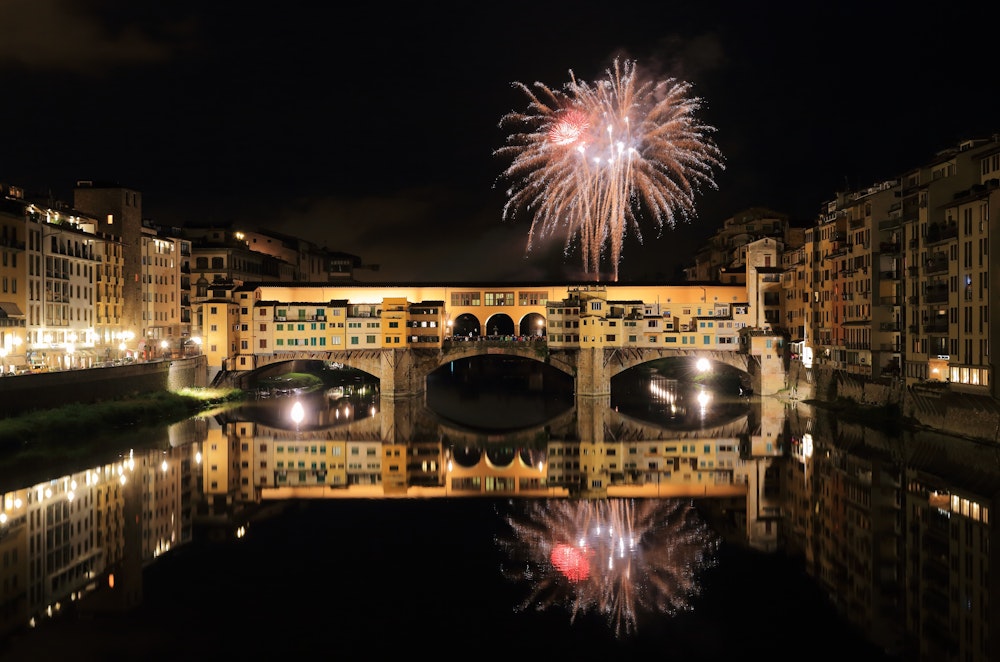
[0,302,24,317]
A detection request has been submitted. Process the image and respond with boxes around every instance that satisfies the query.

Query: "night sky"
[1,1,997,282]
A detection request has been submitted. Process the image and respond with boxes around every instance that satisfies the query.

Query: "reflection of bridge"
[233,340,777,398]
[219,393,776,502]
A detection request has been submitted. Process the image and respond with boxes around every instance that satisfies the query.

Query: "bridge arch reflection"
[213,390,771,501]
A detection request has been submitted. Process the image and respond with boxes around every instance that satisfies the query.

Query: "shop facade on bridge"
[204,281,783,393]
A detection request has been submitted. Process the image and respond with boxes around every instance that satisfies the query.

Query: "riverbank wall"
[806,364,1000,443]
[0,356,208,418]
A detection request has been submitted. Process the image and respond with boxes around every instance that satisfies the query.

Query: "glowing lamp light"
[291,401,305,427]
[551,543,591,582]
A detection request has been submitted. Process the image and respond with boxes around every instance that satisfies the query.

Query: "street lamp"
[160,340,169,359]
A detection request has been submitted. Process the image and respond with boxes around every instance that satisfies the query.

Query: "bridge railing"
[442,336,547,348]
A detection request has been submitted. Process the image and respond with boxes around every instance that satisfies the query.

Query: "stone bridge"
[230,340,774,398]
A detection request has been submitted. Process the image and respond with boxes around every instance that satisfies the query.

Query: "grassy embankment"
[0,372,328,470]
[0,386,246,473]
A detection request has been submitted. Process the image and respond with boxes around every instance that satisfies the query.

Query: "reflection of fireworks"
[497,498,720,638]
[497,58,723,281]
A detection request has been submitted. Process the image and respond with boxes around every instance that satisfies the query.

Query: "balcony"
[923,320,949,334]
[879,242,901,254]
[924,284,948,304]
[881,270,899,280]
[924,253,949,275]
[925,222,958,245]
[928,337,949,355]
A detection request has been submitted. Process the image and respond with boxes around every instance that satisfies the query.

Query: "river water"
[5,356,989,659]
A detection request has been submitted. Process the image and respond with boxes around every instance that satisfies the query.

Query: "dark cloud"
[0,0,188,73]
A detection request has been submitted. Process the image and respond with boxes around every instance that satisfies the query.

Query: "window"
[484,291,514,306]
[451,291,481,306]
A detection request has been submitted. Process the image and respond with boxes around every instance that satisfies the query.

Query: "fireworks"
[496,58,724,281]
[497,498,720,638]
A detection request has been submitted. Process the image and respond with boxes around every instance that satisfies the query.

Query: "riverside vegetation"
[0,387,245,478]
[0,372,331,480]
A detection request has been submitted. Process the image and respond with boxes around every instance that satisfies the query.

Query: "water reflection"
[612,369,752,430]
[426,355,574,430]
[231,380,380,430]
[2,363,998,659]
[497,498,720,638]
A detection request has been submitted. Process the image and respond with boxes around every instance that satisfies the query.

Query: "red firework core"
[548,110,589,146]
[550,543,590,581]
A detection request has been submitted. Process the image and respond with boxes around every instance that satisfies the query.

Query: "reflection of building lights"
[802,433,813,458]
[291,401,305,427]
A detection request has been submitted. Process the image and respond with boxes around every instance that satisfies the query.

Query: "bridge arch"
[601,348,753,381]
[224,342,780,399]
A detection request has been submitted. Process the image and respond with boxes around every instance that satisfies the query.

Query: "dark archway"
[451,313,481,338]
[486,446,516,468]
[519,312,545,338]
[452,446,482,468]
[485,314,515,338]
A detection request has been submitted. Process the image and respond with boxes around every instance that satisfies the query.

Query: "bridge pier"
[380,348,424,399]
[575,347,609,398]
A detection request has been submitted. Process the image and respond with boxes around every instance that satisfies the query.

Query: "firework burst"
[496,58,724,281]
[496,498,720,638]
